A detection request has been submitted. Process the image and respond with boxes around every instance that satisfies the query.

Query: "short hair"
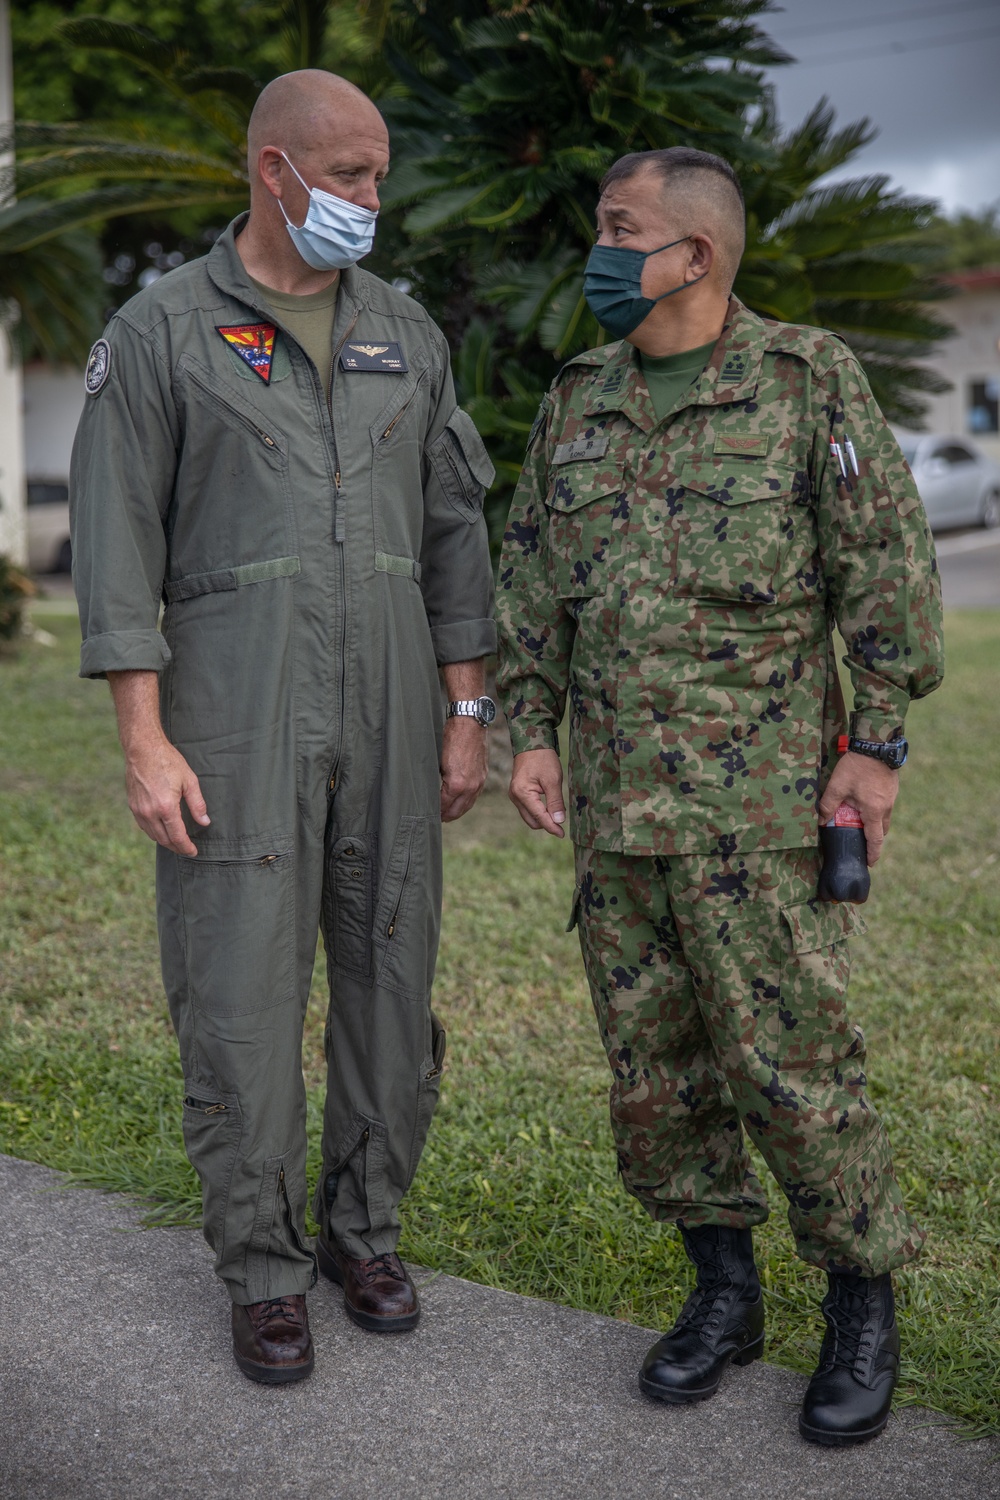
[600,147,745,207]
[599,147,746,291]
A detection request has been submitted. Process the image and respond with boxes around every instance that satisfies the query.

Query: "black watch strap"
[846,720,908,769]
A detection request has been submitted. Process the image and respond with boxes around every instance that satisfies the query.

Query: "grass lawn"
[1,608,998,1435]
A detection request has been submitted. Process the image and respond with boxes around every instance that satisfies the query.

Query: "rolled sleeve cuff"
[430,617,497,666]
[849,707,908,744]
[79,628,171,680]
[507,716,559,756]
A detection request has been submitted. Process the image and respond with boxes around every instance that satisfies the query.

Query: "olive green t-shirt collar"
[639,339,718,376]
[246,272,340,312]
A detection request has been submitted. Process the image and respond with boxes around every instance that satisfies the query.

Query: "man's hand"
[509,747,566,838]
[818,752,899,867]
[440,716,488,822]
[108,670,210,856]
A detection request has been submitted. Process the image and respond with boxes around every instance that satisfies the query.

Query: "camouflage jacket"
[496,298,944,856]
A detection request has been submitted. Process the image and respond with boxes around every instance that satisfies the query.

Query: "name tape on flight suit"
[339,342,409,373]
[552,435,610,465]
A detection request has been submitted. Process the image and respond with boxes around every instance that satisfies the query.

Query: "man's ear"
[256,147,285,200]
[687,233,715,281]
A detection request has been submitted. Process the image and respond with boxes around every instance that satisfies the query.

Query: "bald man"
[496,147,942,1445]
[71,70,496,1382]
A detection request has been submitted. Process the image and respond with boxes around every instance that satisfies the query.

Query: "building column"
[0,0,26,567]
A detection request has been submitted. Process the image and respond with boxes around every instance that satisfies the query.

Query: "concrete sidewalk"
[1,1155,996,1500]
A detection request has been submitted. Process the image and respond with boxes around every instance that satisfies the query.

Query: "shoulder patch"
[84,339,111,395]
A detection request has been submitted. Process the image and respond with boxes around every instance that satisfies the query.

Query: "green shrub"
[0,554,35,643]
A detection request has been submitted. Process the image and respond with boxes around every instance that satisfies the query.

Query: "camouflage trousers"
[572,844,925,1275]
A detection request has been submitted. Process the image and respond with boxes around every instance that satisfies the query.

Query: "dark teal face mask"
[583,236,706,339]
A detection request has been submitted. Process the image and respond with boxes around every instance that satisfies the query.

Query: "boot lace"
[360,1252,406,1284]
[253,1296,301,1327]
[820,1280,874,1368]
[675,1249,734,1336]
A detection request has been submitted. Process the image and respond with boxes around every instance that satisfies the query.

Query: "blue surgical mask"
[278,153,378,271]
[583,237,706,339]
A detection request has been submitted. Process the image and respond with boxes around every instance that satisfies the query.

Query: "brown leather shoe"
[231,1294,315,1384]
[316,1232,420,1332]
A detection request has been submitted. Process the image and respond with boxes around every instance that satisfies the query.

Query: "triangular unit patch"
[217,323,277,383]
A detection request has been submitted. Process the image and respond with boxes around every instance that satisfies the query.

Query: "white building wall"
[918,287,1000,463]
[23,364,86,480]
[0,0,26,566]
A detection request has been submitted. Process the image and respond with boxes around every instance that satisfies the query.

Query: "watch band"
[844,731,908,769]
[447,696,497,728]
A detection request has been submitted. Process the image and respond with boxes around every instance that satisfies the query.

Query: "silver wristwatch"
[447,696,497,728]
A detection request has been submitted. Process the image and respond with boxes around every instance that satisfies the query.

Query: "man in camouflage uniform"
[496,147,943,1446]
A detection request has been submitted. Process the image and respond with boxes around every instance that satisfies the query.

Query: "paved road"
[1,1155,996,1500]
[934,528,1000,608]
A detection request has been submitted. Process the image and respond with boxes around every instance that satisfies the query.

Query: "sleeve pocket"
[428,408,496,519]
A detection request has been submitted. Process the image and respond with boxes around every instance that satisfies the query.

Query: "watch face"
[477,697,497,725]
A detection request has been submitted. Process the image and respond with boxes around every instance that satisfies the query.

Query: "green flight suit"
[70,216,496,1304]
[496,297,944,1274]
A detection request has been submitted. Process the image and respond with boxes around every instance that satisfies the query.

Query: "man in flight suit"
[71,71,497,1383]
[496,148,943,1445]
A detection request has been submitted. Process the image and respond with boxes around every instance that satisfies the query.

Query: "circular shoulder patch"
[84,338,111,395]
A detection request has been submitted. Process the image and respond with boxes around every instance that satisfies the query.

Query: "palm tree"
[736,98,950,425]
[4,0,952,525]
[370,2,951,538]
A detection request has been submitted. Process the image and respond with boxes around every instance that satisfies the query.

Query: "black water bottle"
[818,733,871,904]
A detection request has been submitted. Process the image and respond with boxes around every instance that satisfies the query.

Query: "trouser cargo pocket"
[777,896,861,1070]
[182,1085,243,1261]
[177,841,295,1016]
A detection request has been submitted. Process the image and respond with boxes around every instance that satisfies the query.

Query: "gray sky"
[758,0,1000,215]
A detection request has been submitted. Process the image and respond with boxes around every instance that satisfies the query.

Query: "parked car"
[893,431,1000,532]
[26,481,71,574]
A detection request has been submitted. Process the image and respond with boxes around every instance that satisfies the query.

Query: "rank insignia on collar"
[217,323,277,383]
[339,340,408,372]
[720,350,748,383]
[600,366,626,395]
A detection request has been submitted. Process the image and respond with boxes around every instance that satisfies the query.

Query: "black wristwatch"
[846,718,908,770]
[447,696,497,728]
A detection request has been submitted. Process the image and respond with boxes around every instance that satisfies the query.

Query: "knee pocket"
[323,817,440,1000]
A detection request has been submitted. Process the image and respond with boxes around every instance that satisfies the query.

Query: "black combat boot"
[640,1225,765,1404]
[799,1270,899,1447]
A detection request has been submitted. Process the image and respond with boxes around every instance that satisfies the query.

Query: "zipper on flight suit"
[381,389,418,443]
[184,367,284,456]
[326,306,360,794]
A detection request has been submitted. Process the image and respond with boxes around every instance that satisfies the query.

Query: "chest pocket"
[545,457,627,598]
[671,462,799,604]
